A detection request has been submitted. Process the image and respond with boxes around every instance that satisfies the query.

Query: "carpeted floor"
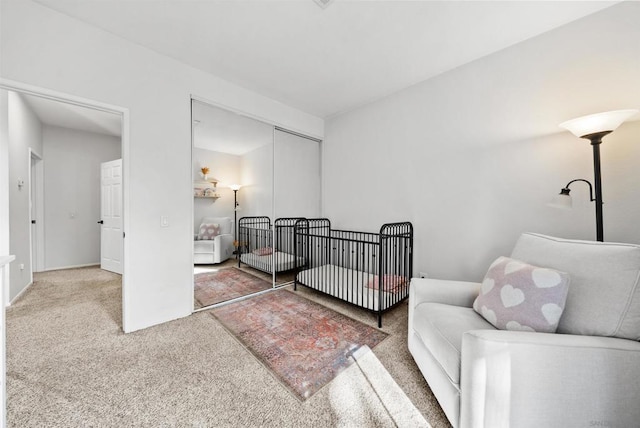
[6,266,450,427]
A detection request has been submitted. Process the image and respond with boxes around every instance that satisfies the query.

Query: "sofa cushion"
[412,302,495,385]
[511,233,640,340]
[473,256,570,333]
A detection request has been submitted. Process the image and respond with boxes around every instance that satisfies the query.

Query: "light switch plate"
[160,216,169,227]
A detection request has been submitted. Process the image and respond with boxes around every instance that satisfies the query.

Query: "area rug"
[194,268,272,307]
[211,289,389,400]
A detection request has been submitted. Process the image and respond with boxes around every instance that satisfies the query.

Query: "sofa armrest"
[213,233,234,262]
[410,278,480,309]
[460,330,640,428]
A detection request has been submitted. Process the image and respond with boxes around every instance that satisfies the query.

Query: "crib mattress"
[296,264,396,310]
[240,251,304,273]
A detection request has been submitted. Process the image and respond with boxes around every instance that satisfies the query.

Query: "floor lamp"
[229,184,242,256]
[552,109,638,242]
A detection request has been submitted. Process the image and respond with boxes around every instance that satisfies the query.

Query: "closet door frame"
[190,95,322,309]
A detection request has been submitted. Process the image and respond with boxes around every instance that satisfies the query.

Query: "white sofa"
[408,233,640,428]
[194,216,234,264]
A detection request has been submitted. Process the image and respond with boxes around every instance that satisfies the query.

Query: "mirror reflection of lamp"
[229,184,242,256]
[552,109,638,242]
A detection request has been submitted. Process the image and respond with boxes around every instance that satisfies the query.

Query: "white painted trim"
[1,78,132,333]
[0,79,127,116]
[120,109,131,333]
[0,256,15,268]
[192,281,290,313]
[0,255,13,428]
[7,280,31,307]
[189,98,196,310]
[43,262,100,272]
[190,94,324,141]
[272,126,276,286]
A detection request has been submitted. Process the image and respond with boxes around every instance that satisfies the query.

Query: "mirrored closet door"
[191,100,322,310]
[273,128,321,286]
[191,100,275,310]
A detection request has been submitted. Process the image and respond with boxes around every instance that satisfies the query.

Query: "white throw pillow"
[473,256,571,333]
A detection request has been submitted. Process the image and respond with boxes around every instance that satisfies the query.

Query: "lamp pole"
[233,188,239,246]
[229,184,242,257]
[586,131,610,242]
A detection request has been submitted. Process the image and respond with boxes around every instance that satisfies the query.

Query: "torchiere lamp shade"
[559,109,638,138]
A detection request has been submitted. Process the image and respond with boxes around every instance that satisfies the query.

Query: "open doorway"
[2,81,129,330]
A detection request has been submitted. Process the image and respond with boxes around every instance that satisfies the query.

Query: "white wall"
[0,90,11,298]
[241,144,274,220]
[0,0,323,332]
[7,92,43,301]
[42,125,121,270]
[323,2,640,282]
[192,148,240,232]
[274,130,321,218]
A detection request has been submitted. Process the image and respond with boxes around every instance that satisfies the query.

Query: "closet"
[191,99,321,309]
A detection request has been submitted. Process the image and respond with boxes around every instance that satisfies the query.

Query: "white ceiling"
[34,0,618,118]
[21,93,122,137]
[192,100,273,155]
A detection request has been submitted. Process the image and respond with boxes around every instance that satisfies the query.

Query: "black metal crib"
[237,216,305,278]
[294,218,413,327]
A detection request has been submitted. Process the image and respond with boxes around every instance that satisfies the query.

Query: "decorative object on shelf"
[229,184,242,256]
[194,179,219,199]
[204,188,220,197]
[553,109,638,242]
[200,166,210,181]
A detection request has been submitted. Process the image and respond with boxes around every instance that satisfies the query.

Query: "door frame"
[1,78,132,332]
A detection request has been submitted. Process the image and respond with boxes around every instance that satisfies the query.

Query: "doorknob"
[97,220,104,224]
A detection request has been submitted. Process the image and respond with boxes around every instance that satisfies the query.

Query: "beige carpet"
[6,266,450,427]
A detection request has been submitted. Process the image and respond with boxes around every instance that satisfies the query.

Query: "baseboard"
[44,262,100,272]
[7,280,33,307]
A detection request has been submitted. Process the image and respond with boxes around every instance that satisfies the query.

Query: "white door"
[100,159,123,274]
[30,155,37,272]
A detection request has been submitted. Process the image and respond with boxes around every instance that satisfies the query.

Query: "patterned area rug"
[211,289,389,400]
[194,268,272,307]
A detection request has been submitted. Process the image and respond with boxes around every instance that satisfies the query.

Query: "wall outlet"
[419,271,428,278]
[19,263,25,270]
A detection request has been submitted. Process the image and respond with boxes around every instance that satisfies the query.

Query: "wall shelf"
[194,179,219,199]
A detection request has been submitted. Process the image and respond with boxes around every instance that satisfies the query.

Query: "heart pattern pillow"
[198,223,221,240]
[473,256,571,333]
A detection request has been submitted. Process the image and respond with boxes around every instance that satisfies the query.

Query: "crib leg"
[294,280,297,291]
[377,313,382,329]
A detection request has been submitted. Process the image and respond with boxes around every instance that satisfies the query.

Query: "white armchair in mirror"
[194,217,234,264]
